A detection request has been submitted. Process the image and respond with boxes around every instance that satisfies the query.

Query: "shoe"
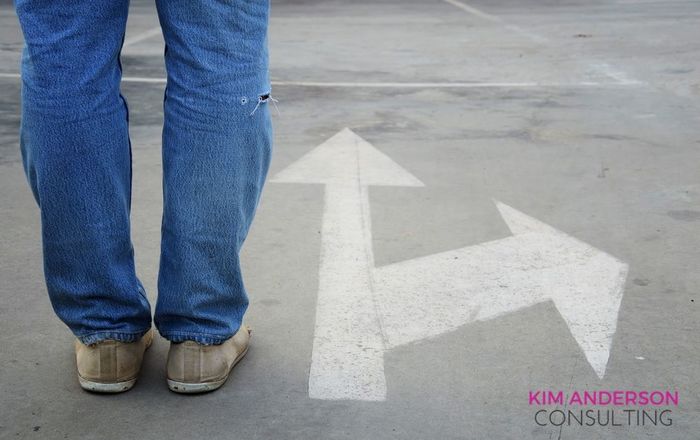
[166,324,251,394]
[74,328,154,393]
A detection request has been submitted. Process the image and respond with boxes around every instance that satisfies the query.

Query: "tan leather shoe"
[166,324,251,394]
[74,328,154,393]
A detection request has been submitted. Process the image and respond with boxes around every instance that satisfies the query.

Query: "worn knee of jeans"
[157,0,273,127]
[16,0,131,201]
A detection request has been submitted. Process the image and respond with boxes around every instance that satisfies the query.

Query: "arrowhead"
[493,200,628,378]
[543,256,628,378]
[271,128,424,187]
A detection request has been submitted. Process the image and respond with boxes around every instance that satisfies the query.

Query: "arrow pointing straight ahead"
[271,128,423,400]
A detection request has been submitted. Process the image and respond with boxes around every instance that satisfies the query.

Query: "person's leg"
[154,0,273,344]
[15,0,151,344]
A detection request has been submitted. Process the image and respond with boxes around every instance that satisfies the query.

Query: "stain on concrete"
[667,209,700,221]
[633,278,650,286]
[662,67,694,75]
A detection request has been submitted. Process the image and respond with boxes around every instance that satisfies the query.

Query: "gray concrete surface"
[1,0,699,438]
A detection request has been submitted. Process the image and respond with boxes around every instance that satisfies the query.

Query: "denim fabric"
[15,0,273,345]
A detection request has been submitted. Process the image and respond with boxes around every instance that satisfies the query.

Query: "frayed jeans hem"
[159,331,235,346]
[76,328,151,345]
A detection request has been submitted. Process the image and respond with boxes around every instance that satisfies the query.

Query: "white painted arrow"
[271,128,628,401]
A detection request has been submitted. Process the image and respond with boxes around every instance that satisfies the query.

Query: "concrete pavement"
[1,0,699,438]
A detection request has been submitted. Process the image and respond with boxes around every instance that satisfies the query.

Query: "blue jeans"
[15,0,273,345]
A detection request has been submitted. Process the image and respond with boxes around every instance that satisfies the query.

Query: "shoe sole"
[167,344,249,394]
[78,376,138,393]
[77,329,154,394]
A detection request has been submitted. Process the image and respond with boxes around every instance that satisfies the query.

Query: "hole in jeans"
[249,92,280,116]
